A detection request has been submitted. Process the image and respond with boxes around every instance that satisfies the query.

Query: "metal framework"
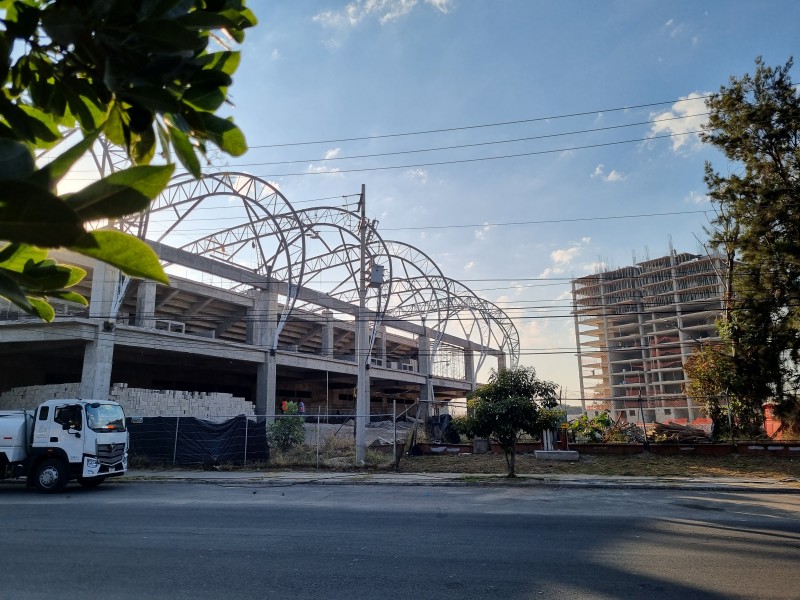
[82,139,520,375]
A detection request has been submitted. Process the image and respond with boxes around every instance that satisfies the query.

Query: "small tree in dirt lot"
[467,367,558,477]
[267,402,305,452]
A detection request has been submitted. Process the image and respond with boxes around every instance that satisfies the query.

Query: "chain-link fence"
[127,411,414,468]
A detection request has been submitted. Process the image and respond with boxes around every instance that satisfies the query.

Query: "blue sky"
[207,0,798,398]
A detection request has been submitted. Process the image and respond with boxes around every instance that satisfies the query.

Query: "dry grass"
[397,452,800,479]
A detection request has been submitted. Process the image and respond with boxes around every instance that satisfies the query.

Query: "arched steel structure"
[117,172,306,349]
[75,138,521,376]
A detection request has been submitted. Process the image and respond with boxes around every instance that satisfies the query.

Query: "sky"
[194,0,798,399]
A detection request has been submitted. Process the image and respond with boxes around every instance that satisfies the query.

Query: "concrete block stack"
[0,383,254,421]
[0,383,82,410]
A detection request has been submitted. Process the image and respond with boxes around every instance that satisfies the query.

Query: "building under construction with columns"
[0,171,519,438]
[572,251,726,423]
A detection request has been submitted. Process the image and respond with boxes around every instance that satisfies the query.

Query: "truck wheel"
[35,459,68,493]
[77,476,106,488]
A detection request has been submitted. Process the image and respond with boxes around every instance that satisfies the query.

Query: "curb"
[119,472,800,493]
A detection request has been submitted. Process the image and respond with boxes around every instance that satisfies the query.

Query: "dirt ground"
[396,451,800,479]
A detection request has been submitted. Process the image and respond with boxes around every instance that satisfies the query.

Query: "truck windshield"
[86,404,127,433]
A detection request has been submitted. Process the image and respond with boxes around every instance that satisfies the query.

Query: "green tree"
[467,366,558,477]
[0,0,256,321]
[267,401,306,453]
[701,56,800,432]
[683,341,736,438]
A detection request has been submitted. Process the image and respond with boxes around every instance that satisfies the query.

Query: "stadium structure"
[0,144,520,451]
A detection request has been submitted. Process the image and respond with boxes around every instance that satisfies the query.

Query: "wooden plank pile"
[653,422,711,443]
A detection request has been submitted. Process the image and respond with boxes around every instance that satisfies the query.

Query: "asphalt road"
[1,481,799,600]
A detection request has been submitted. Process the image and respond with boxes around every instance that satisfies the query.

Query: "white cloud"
[664,18,685,38]
[538,238,592,278]
[582,261,606,273]
[306,164,341,175]
[323,148,341,160]
[313,0,452,28]
[648,92,711,152]
[538,266,564,278]
[590,164,625,182]
[474,223,492,240]
[551,246,580,265]
[407,168,428,182]
[463,260,474,272]
[686,190,709,204]
[271,49,280,60]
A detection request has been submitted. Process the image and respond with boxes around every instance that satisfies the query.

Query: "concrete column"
[80,329,115,399]
[321,310,334,358]
[496,353,507,372]
[464,349,475,390]
[88,261,119,319]
[251,287,278,421]
[378,325,387,367]
[417,334,433,418]
[81,260,119,399]
[136,280,157,328]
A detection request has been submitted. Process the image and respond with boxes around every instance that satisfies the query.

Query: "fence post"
[243,417,249,466]
[316,407,321,469]
[393,399,397,466]
[172,416,180,466]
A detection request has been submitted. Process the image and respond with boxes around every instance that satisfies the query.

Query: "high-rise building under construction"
[571,251,726,422]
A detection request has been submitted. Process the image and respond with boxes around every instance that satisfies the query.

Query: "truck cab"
[1,399,128,492]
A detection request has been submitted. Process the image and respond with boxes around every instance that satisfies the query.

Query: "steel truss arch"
[118,172,306,350]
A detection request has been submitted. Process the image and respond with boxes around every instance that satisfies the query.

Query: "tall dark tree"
[701,57,800,432]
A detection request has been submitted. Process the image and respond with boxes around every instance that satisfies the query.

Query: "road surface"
[1,480,798,599]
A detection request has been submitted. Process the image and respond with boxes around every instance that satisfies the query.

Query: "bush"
[267,402,305,452]
[451,415,476,439]
[569,412,612,443]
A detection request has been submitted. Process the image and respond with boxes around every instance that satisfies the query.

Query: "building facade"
[572,251,725,422]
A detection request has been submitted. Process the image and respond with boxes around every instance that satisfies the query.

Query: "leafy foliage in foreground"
[0,0,256,320]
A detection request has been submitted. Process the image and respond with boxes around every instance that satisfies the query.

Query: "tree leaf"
[0,267,34,312]
[70,230,169,284]
[0,181,84,246]
[168,124,202,178]
[45,289,88,306]
[0,243,47,270]
[197,51,241,76]
[27,295,55,322]
[64,164,175,221]
[0,139,35,181]
[196,113,247,156]
[30,128,101,190]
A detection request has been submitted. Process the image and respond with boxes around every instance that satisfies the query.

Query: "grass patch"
[397,452,800,479]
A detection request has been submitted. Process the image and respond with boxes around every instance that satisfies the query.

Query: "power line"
[251,131,698,178]
[250,96,713,148]
[380,209,709,231]
[235,113,707,167]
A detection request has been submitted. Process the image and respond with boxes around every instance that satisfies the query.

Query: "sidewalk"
[125,469,800,493]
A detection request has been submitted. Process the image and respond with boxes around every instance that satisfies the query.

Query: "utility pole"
[355,184,368,464]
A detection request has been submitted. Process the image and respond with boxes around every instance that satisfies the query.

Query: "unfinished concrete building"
[571,251,725,422]
[0,169,519,433]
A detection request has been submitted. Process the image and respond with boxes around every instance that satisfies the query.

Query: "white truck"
[0,399,128,492]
